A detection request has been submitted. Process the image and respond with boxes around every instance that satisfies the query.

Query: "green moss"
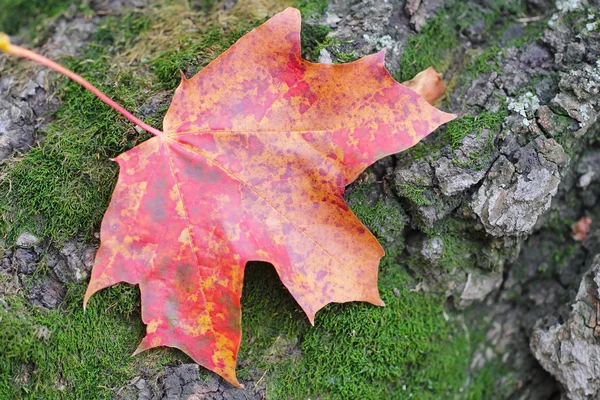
[294,0,328,17]
[346,182,408,267]
[237,186,475,399]
[300,21,358,63]
[418,218,507,273]
[395,0,522,80]
[0,0,82,36]
[396,0,547,82]
[396,183,429,207]
[0,10,161,244]
[267,266,468,399]
[300,23,331,61]
[443,107,507,170]
[193,0,217,11]
[439,232,477,271]
[401,142,431,160]
[0,10,263,245]
[347,184,406,238]
[0,42,150,243]
[505,17,549,47]
[0,283,176,398]
[0,70,142,242]
[465,46,504,77]
[445,109,505,149]
[236,263,309,375]
[312,36,359,63]
[562,7,593,33]
[0,1,515,398]
[466,359,512,399]
[399,325,470,398]
[395,10,458,82]
[91,9,151,47]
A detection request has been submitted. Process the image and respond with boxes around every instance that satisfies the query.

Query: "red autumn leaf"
[1,8,455,387]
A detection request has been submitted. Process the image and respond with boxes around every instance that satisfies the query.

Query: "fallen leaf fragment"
[402,66,447,105]
[573,216,592,241]
[0,8,455,387]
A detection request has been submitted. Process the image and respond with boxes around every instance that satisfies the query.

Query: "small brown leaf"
[572,216,592,241]
[402,66,447,105]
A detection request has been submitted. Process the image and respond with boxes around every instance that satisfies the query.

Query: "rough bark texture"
[321,0,600,398]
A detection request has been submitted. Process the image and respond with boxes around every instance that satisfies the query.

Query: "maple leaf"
[0,8,455,386]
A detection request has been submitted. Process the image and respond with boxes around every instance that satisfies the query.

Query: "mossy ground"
[0,0,538,398]
[0,0,83,37]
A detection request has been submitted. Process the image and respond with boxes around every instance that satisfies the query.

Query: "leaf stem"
[0,33,163,137]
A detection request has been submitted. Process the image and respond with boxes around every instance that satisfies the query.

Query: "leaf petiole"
[0,32,163,137]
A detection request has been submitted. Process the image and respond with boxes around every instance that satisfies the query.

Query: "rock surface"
[531,256,600,400]
[0,236,96,309]
[117,364,266,400]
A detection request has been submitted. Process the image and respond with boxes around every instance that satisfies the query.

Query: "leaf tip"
[132,337,151,357]
[282,6,301,17]
[369,293,385,307]
[443,112,458,123]
[131,348,142,357]
[373,48,387,68]
[219,367,244,388]
[82,288,93,311]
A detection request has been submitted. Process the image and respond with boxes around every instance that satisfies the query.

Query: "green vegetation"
[299,19,358,63]
[266,266,470,399]
[445,107,507,170]
[391,0,520,163]
[300,23,332,60]
[0,0,82,36]
[151,22,262,89]
[395,10,458,82]
[504,17,549,48]
[438,231,481,272]
[465,46,504,77]
[395,106,506,169]
[396,183,430,207]
[415,218,510,274]
[346,184,407,246]
[310,35,358,63]
[294,0,329,17]
[1,284,153,399]
[562,7,595,33]
[0,8,263,244]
